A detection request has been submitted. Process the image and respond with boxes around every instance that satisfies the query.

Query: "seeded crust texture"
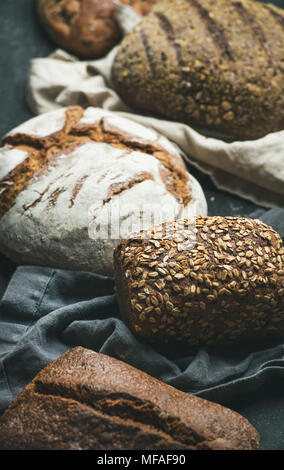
[36,0,159,59]
[114,216,284,347]
[112,0,284,141]
[0,106,207,276]
[0,346,260,450]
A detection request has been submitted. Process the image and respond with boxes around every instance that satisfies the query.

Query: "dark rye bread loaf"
[0,347,260,450]
[112,0,284,141]
[113,216,284,347]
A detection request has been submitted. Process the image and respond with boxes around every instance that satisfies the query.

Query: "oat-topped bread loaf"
[0,346,260,450]
[36,0,159,59]
[114,216,284,346]
[112,0,284,141]
[0,106,206,276]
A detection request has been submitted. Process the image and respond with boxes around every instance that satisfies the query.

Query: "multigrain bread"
[112,0,284,141]
[0,106,207,276]
[36,0,159,59]
[113,216,284,347]
[0,346,260,450]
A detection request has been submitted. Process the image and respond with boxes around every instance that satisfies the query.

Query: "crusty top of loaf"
[37,0,121,59]
[112,0,284,140]
[0,106,207,275]
[0,105,203,215]
[1,346,260,449]
[113,216,284,345]
[0,106,189,207]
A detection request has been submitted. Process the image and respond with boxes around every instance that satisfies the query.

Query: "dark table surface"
[0,0,284,451]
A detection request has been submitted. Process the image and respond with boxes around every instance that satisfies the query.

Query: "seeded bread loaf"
[0,106,207,276]
[112,0,284,141]
[113,216,284,347]
[0,346,260,450]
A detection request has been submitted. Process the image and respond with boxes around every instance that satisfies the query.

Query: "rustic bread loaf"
[112,0,284,141]
[0,106,207,276]
[114,216,284,347]
[37,0,122,59]
[36,0,159,59]
[0,346,260,450]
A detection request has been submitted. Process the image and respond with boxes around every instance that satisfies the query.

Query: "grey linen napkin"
[0,208,283,450]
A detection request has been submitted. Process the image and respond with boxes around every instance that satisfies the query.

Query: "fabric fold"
[0,209,283,420]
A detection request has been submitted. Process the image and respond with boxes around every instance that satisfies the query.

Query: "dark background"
[0,0,283,450]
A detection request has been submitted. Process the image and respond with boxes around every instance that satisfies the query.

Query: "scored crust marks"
[183,0,235,62]
[0,107,83,220]
[103,172,154,205]
[0,106,192,221]
[0,347,260,450]
[112,0,284,140]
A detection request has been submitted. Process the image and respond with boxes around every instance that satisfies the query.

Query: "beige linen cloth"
[27,2,284,209]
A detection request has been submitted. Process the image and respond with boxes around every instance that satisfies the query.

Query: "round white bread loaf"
[0,106,207,276]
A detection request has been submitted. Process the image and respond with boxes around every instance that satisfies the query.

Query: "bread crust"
[0,106,207,276]
[36,0,160,59]
[37,0,122,58]
[112,0,284,141]
[114,216,284,346]
[0,347,260,450]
